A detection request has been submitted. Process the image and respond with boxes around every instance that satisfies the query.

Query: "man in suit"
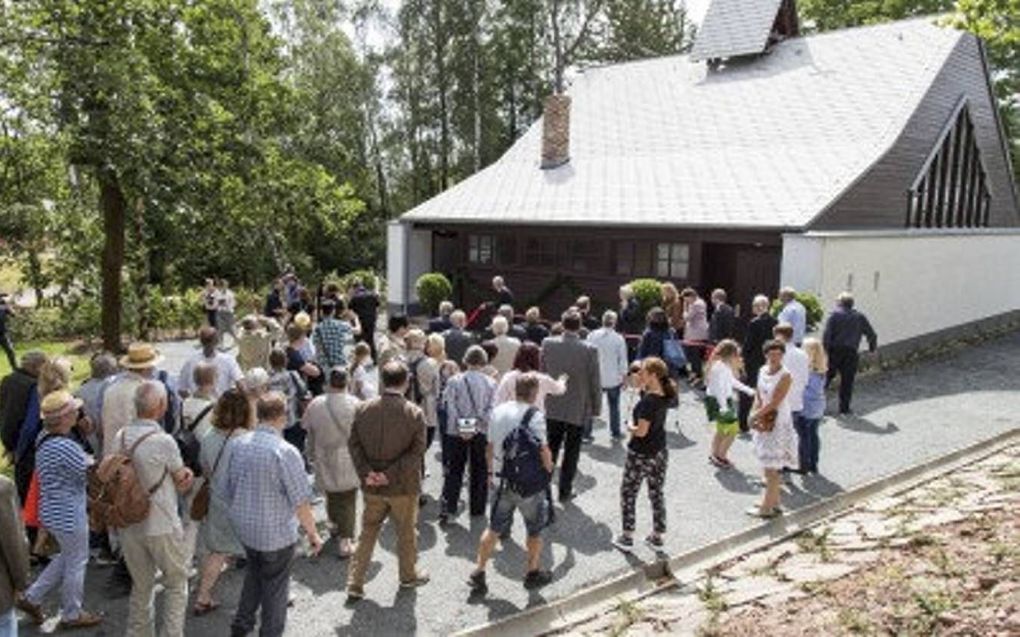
[427,301,454,335]
[347,361,429,601]
[348,279,381,360]
[541,311,602,502]
[443,310,476,368]
[738,295,777,432]
[709,289,737,342]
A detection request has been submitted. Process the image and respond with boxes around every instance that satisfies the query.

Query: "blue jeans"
[604,386,622,437]
[794,414,821,472]
[25,526,89,621]
[0,608,16,637]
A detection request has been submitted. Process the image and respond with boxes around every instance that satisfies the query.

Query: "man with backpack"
[114,381,194,637]
[467,373,553,594]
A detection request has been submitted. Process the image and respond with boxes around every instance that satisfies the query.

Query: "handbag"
[189,430,232,522]
[750,389,778,432]
[662,330,687,371]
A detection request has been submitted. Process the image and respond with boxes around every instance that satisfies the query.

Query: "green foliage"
[629,278,663,315]
[584,0,695,62]
[415,273,453,314]
[798,0,953,31]
[326,270,385,295]
[771,292,825,330]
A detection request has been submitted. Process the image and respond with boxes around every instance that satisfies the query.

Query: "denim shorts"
[489,483,549,538]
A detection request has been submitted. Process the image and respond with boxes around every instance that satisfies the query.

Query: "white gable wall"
[386,222,433,314]
[782,230,1020,348]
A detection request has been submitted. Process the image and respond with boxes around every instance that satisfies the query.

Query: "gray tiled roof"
[401,19,963,230]
[690,0,783,62]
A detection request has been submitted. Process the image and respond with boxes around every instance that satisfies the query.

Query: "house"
[387,0,1019,356]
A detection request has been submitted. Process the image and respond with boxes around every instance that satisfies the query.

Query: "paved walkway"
[21,332,1020,636]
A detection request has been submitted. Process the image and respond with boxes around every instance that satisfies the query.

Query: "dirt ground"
[562,444,1020,637]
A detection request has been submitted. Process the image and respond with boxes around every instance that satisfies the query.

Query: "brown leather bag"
[189,430,232,522]
[89,430,167,531]
[750,389,778,433]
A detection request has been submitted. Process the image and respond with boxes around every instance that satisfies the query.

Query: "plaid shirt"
[313,318,353,369]
[223,425,311,552]
[442,370,496,436]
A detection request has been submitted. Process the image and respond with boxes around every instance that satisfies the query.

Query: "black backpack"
[174,403,213,476]
[499,407,550,497]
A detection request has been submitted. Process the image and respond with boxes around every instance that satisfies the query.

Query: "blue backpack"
[500,407,550,497]
[662,330,687,373]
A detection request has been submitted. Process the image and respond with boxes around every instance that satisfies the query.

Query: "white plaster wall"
[386,222,434,311]
[783,231,1020,346]
[386,222,407,308]
[407,228,433,304]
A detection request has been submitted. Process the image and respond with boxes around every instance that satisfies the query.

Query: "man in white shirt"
[178,327,244,399]
[777,287,807,346]
[467,373,553,595]
[585,311,629,440]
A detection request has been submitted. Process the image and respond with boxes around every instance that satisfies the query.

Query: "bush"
[415,272,453,315]
[629,278,663,316]
[326,269,385,296]
[771,291,825,331]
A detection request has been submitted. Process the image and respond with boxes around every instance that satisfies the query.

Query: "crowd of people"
[0,272,879,636]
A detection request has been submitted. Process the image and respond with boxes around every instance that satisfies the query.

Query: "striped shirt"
[223,425,311,552]
[36,434,90,534]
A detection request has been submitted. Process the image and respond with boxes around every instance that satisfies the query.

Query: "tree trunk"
[431,0,450,190]
[100,171,126,353]
[132,197,150,342]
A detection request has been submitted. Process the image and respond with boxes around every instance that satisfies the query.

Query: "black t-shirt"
[628,393,669,456]
[0,305,7,333]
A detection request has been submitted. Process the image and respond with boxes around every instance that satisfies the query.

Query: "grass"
[0,340,91,388]
[837,608,876,634]
[608,597,644,637]
[795,527,834,562]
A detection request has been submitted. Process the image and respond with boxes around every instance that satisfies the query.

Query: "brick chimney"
[540,93,571,169]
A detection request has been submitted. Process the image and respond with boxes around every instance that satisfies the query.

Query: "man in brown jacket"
[346,360,428,602]
[0,474,30,633]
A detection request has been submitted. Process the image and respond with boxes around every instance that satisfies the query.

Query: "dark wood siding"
[811,34,1019,229]
[414,223,782,320]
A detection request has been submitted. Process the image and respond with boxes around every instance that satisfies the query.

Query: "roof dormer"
[690,0,800,63]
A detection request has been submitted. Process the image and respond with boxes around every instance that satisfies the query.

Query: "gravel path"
[19,332,1020,636]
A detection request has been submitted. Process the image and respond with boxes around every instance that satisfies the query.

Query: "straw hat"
[119,342,165,370]
[40,390,83,421]
[293,312,312,330]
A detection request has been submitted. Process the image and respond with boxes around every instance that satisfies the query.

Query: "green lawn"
[0,340,91,388]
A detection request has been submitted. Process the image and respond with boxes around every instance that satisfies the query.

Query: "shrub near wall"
[771,292,824,331]
[629,278,663,316]
[415,273,453,316]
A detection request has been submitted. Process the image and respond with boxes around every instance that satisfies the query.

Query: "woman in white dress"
[748,340,798,518]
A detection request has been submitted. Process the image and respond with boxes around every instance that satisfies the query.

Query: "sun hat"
[41,390,83,421]
[119,342,165,370]
[293,312,312,330]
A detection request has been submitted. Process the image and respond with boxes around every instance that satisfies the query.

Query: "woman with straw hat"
[16,391,103,629]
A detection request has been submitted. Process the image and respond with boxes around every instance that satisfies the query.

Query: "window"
[615,241,655,276]
[656,242,689,279]
[907,100,991,228]
[468,234,493,264]
[567,240,606,272]
[524,237,557,267]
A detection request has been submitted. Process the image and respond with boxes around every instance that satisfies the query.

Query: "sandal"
[192,600,220,617]
[15,593,45,625]
[744,506,782,519]
[58,611,103,630]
